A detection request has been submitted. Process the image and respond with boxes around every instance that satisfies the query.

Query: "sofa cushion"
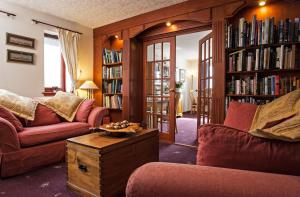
[27,104,61,127]
[18,122,90,147]
[75,99,94,123]
[0,106,23,131]
[197,124,300,176]
[224,101,257,132]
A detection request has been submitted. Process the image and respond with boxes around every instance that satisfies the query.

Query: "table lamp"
[79,80,99,99]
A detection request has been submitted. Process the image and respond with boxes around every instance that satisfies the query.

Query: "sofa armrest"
[88,107,109,127]
[197,124,300,176]
[0,117,20,153]
[126,162,300,197]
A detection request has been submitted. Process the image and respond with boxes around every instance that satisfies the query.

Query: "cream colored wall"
[0,1,93,98]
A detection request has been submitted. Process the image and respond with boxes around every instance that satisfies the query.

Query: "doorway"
[175,30,212,146]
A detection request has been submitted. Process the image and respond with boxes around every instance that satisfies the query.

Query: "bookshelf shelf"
[103,93,123,96]
[226,42,300,53]
[226,94,279,98]
[103,62,122,67]
[103,77,123,81]
[227,69,300,76]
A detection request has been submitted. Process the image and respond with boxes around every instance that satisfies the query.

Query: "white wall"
[0,1,93,97]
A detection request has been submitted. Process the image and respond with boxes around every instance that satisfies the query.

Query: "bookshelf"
[225,3,300,109]
[102,48,123,111]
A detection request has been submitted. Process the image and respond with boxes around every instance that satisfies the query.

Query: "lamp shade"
[79,80,99,90]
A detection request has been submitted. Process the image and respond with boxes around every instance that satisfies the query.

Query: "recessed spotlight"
[166,21,172,27]
[258,0,266,6]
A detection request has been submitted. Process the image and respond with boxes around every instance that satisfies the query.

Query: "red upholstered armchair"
[126,101,300,197]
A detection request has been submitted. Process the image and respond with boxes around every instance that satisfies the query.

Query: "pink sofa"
[0,100,109,178]
[126,101,300,197]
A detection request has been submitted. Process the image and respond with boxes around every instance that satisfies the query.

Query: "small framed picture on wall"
[6,33,35,49]
[7,49,34,64]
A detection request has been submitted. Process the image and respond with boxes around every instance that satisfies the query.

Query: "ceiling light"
[166,21,172,27]
[258,0,266,6]
[115,35,119,39]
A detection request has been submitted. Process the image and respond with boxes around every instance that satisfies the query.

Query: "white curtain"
[57,29,80,93]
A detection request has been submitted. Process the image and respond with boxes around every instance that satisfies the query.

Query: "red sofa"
[126,101,300,197]
[0,100,109,178]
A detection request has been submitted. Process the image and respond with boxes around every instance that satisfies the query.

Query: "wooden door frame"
[143,37,176,143]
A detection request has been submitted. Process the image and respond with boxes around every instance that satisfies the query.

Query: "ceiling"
[4,0,187,28]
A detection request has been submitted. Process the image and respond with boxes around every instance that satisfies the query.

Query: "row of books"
[228,45,299,72]
[103,66,122,79]
[103,80,122,94]
[227,75,300,96]
[103,95,122,109]
[225,97,272,109]
[226,15,300,49]
[103,48,122,64]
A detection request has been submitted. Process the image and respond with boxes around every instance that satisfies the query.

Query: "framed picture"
[6,33,35,49]
[7,50,34,64]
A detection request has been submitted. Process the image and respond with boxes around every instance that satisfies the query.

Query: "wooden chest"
[66,129,159,197]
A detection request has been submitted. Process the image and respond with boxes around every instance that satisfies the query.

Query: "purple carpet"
[175,117,198,146]
[0,143,197,197]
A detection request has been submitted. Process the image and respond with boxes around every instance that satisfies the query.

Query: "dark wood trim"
[44,33,58,40]
[32,19,82,35]
[0,10,16,17]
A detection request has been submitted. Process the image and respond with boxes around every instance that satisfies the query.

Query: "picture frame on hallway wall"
[7,49,34,64]
[6,33,35,49]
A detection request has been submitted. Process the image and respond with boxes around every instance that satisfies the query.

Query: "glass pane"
[146,80,153,96]
[153,115,159,130]
[146,62,154,79]
[147,45,153,61]
[155,43,162,61]
[154,80,161,96]
[146,113,154,128]
[157,116,162,132]
[154,62,162,79]
[162,98,169,115]
[44,37,61,88]
[163,80,170,96]
[206,60,209,78]
[210,60,213,77]
[206,40,209,59]
[163,42,170,60]
[161,118,169,133]
[163,61,170,78]
[202,44,205,61]
[210,38,212,57]
[154,97,162,114]
[146,97,153,113]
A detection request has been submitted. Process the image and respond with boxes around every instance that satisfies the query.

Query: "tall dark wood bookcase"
[224,1,300,110]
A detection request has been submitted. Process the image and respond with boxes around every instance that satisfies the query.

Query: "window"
[44,33,72,92]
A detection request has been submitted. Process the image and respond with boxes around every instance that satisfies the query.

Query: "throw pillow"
[75,99,95,122]
[27,104,61,127]
[0,89,38,121]
[40,91,84,122]
[224,101,257,132]
[0,106,23,131]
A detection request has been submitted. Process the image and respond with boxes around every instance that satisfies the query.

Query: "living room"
[1,0,300,197]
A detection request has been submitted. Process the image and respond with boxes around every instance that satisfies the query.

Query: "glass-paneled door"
[144,37,176,143]
[198,33,213,128]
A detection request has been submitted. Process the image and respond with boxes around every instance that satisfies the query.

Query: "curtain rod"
[32,19,83,35]
[0,10,16,17]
